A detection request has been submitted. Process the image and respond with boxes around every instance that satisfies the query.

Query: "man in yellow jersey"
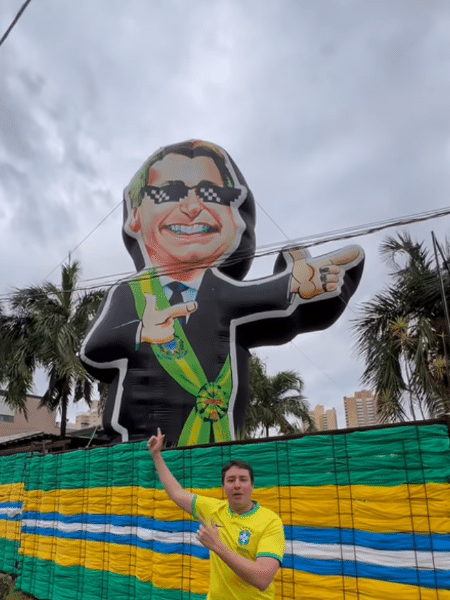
[148,428,285,599]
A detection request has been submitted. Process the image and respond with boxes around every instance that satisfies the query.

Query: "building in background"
[309,405,338,430]
[343,390,380,428]
[0,391,59,438]
[74,399,102,430]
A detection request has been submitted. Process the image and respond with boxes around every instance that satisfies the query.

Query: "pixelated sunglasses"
[142,181,242,206]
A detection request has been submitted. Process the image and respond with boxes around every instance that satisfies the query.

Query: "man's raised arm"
[147,428,194,514]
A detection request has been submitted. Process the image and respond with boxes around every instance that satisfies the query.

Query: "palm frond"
[245,354,310,438]
[0,262,105,436]
[353,232,450,421]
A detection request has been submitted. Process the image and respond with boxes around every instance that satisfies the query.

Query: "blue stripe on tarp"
[281,555,450,590]
[21,512,450,553]
[0,514,22,521]
[0,502,22,522]
[21,523,450,590]
[22,512,199,533]
[288,525,450,552]
[21,525,209,559]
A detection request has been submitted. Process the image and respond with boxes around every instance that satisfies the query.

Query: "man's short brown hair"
[221,460,254,484]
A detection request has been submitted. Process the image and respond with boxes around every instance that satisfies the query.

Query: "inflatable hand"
[141,294,197,344]
[289,246,362,300]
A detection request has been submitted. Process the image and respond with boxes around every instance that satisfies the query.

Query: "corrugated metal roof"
[0,431,45,444]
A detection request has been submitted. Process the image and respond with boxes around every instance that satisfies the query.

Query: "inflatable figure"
[80,140,364,445]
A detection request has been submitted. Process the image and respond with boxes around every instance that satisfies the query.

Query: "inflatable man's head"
[123,140,256,281]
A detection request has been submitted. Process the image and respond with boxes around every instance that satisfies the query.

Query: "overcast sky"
[1,0,450,427]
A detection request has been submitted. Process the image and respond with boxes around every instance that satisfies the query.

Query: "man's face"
[222,466,254,512]
[129,153,241,274]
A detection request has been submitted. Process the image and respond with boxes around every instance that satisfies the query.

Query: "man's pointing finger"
[327,246,362,267]
[167,301,198,320]
[147,301,198,329]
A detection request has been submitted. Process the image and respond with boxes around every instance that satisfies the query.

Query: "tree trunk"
[60,396,67,438]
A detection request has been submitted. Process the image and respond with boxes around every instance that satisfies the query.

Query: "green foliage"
[352,232,450,422]
[0,576,35,600]
[7,587,37,600]
[242,354,315,438]
[0,261,105,437]
[0,575,10,600]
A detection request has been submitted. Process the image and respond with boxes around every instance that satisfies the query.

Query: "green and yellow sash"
[129,270,232,446]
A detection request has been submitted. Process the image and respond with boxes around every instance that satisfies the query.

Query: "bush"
[0,576,36,600]
[0,576,10,600]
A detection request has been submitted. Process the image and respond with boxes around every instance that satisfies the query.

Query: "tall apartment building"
[343,390,380,428]
[309,405,338,431]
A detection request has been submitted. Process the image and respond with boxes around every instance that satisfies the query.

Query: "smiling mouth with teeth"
[164,224,219,235]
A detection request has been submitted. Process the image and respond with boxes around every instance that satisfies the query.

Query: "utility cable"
[44,201,123,280]
[0,0,34,49]
[72,204,450,291]
[1,204,450,302]
[254,198,290,241]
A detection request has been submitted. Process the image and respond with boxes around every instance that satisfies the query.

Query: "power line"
[254,198,290,241]
[76,204,450,288]
[44,200,123,280]
[2,205,448,407]
[251,205,450,258]
[0,0,34,49]
[1,204,450,303]
[46,194,288,284]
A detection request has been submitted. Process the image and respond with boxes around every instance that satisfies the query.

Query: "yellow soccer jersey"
[192,495,285,600]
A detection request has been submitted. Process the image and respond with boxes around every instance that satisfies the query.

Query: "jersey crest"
[238,529,251,546]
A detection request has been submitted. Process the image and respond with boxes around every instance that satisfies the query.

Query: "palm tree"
[0,261,105,437]
[352,232,450,422]
[243,354,315,438]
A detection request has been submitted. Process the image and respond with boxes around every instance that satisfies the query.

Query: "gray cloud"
[2,0,450,421]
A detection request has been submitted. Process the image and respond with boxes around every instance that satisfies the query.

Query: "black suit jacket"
[81,259,363,444]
